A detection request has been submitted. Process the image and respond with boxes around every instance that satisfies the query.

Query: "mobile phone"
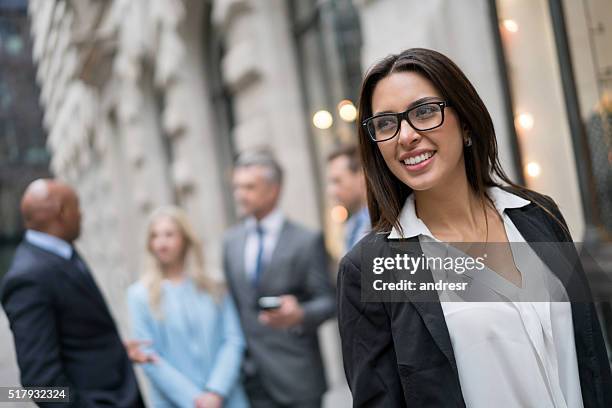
[258,296,282,310]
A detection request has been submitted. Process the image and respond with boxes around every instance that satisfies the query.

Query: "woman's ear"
[461,124,473,147]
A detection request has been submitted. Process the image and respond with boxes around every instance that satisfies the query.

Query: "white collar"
[245,207,285,234]
[487,186,532,213]
[388,186,531,240]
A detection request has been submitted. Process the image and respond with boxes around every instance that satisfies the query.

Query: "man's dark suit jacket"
[1,241,144,408]
[338,191,612,407]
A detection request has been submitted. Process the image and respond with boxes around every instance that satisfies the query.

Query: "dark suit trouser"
[244,373,322,408]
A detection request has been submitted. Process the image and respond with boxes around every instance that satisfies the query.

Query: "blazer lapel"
[411,301,459,373]
[229,225,257,305]
[65,252,113,314]
[506,207,583,298]
[506,206,597,382]
[24,242,110,312]
[389,237,459,374]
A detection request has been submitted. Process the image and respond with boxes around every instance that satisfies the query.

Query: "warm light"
[526,162,541,177]
[515,113,534,130]
[313,110,333,129]
[502,19,519,33]
[338,100,357,122]
[331,205,349,223]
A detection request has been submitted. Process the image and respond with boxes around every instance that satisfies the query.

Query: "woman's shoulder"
[499,185,566,222]
[341,230,390,272]
[499,185,571,240]
[127,280,148,301]
[189,280,230,304]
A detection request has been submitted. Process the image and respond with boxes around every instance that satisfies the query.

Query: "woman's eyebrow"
[373,96,442,115]
[409,96,441,106]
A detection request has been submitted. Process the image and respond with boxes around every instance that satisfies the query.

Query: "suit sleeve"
[299,233,336,333]
[127,287,202,408]
[337,255,407,407]
[0,273,88,407]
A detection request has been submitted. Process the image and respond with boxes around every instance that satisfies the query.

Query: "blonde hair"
[142,206,223,318]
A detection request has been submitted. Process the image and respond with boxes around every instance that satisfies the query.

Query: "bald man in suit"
[1,179,150,407]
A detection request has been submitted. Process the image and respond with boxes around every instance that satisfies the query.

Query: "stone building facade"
[26,0,344,403]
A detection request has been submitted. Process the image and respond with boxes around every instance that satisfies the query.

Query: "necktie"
[252,223,265,288]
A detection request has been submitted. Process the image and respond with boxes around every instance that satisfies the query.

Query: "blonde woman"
[127,206,248,408]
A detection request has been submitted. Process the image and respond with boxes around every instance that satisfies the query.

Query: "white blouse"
[388,187,584,408]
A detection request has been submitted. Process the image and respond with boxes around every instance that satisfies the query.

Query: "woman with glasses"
[127,206,249,408]
[337,48,611,407]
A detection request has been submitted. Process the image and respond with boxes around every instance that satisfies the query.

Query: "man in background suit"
[1,179,149,407]
[223,150,335,408]
[326,144,370,253]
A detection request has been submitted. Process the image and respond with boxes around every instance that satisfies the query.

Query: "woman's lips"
[401,151,436,172]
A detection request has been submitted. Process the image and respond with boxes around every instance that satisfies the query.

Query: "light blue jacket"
[127,280,249,408]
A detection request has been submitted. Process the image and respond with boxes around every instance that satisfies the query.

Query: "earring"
[464,136,472,147]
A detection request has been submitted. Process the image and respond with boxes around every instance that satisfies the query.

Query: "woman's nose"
[397,119,420,147]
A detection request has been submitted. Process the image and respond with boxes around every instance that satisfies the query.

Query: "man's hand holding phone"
[258,295,304,329]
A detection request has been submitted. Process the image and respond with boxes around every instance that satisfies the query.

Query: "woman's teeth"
[404,151,434,165]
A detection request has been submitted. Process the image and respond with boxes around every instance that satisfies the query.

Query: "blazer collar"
[388,186,531,240]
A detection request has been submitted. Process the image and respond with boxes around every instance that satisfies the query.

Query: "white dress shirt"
[243,208,285,281]
[388,187,584,408]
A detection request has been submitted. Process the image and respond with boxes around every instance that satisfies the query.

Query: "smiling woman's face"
[371,71,466,192]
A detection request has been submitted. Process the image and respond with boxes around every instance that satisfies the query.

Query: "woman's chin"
[401,174,440,192]
[157,258,181,268]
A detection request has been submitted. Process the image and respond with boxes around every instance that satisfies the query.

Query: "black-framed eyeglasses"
[362,101,450,142]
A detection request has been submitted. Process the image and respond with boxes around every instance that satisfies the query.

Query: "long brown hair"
[357,48,567,236]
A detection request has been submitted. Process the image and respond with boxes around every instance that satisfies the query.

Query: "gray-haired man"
[223,149,335,408]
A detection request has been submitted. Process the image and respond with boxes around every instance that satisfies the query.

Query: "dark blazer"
[223,219,336,405]
[338,192,612,407]
[0,241,144,408]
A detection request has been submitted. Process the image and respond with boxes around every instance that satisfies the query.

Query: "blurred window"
[203,2,237,222]
[497,0,612,240]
